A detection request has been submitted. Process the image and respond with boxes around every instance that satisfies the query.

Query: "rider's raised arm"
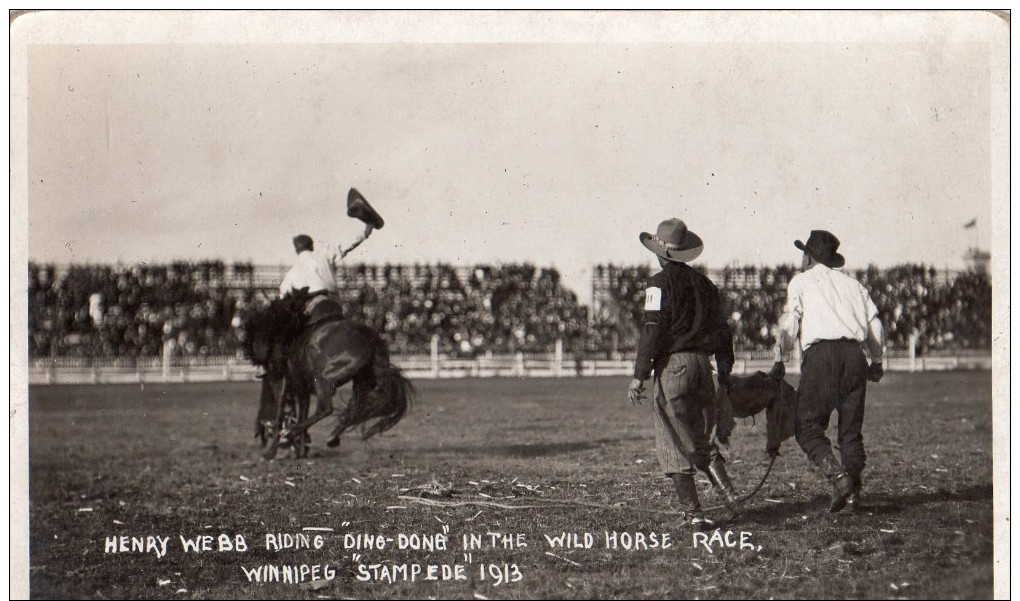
[338,225,374,260]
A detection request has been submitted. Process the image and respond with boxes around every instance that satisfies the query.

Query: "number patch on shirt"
[644,286,662,311]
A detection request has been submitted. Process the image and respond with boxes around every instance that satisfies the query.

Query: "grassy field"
[27,371,994,599]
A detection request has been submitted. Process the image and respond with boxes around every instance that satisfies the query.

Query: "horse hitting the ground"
[243,295,414,459]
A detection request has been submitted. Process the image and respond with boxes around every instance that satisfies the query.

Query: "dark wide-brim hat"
[347,188,385,229]
[640,218,704,263]
[795,230,845,268]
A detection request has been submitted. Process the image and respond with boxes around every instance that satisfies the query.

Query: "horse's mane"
[240,292,311,366]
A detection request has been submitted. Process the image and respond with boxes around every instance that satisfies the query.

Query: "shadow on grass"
[742,483,993,525]
[416,437,641,458]
[859,483,993,516]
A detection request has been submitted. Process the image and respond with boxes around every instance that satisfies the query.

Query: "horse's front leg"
[293,391,311,459]
[255,376,278,447]
[261,376,287,461]
[286,376,336,441]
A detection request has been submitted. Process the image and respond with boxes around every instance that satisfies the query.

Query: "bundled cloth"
[715,371,798,457]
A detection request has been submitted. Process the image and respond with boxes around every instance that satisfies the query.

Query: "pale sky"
[17,12,1005,299]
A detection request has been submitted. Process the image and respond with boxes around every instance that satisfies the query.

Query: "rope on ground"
[702,454,777,512]
[396,495,681,515]
[397,456,777,515]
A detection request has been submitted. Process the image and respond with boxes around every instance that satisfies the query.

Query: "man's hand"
[868,361,884,382]
[768,361,786,380]
[628,379,646,406]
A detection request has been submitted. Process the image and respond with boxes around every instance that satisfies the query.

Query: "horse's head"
[240,297,309,372]
[240,306,275,368]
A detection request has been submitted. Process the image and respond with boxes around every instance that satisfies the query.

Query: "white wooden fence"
[27,346,992,386]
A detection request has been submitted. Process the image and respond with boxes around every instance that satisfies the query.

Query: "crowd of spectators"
[340,263,588,356]
[593,263,991,355]
[28,261,262,361]
[27,260,991,361]
[853,265,992,354]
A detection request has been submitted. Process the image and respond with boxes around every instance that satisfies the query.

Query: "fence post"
[162,340,173,383]
[430,335,440,378]
[515,351,525,377]
[909,332,918,373]
[554,338,564,377]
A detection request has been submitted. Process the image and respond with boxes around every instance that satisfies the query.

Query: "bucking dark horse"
[242,290,414,460]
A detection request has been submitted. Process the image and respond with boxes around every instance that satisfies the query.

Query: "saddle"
[261,289,345,373]
[302,293,345,327]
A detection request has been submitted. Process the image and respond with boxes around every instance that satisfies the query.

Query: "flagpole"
[964,218,979,255]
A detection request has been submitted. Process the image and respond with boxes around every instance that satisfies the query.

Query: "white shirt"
[279,249,338,296]
[774,264,885,360]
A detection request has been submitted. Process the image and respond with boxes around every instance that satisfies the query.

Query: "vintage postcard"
[10,10,1009,599]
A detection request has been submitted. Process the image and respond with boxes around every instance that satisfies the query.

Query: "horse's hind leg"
[295,392,311,458]
[328,368,374,447]
[325,387,348,449]
[288,357,369,440]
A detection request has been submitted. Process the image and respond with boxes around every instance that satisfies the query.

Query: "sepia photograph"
[10,10,1009,599]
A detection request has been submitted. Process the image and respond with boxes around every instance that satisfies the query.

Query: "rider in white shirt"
[280,227,373,299]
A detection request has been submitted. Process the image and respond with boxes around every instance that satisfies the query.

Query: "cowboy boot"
[671,474,716,531]
[815,452,854,513]
[846,474,863,513]
[707,456,742,514]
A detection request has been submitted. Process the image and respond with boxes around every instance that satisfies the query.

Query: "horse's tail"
[357,343,414,439]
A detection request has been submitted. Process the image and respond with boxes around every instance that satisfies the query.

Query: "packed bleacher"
[27,260,991,361]
[592,263,992,355]
[340,263,589,356]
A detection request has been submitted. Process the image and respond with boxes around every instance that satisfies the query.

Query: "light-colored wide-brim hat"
[639,218,704,263]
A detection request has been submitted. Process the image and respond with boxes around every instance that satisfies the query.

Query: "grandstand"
[27,260,991,382]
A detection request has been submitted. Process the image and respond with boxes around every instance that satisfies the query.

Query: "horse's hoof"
[327,436,341,448]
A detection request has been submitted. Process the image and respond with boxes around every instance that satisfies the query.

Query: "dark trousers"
[795,340,869,484]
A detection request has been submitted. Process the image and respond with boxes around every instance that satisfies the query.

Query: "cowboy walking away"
[627,218,741,531]
[770,230,886,513]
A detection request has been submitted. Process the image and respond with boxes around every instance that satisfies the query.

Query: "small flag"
[964,218,977,229]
